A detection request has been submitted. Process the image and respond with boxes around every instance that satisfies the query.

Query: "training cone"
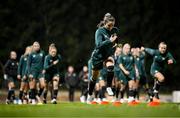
[113,101,122,106]
[100,101,109,105]
[128,100,139,106]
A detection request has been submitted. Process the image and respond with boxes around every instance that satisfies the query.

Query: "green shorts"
[30,71,44,80]
[45,73,60,83]
[119,70,135,84]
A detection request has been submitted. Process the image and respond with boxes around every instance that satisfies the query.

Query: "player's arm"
[167,52,176,64]
[141,47,156,56]
[17,56,23,79]
[95,30,116,49]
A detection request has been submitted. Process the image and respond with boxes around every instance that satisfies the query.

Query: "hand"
[4,74,7,80]
[42,70,46,74]
[23,75,27,80]
[141,47,145,51]
[110,35,117,43]
[124,70,130,75]
[29,74,33,79]
[53,60,59,65]
[17,75,21,80]
[168,59,173,65]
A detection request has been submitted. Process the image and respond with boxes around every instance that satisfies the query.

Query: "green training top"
[44,54,61,74]
[27,50,45,74]
[145,48,176,73]
[18,55,28,77]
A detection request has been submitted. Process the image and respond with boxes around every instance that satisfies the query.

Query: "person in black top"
[65,66,78,102]
[79,65,89,103]
[4,51,18,104]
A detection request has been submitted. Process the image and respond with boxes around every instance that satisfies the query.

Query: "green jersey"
[134,52,146,77]
[145,48,176,76]
[91,27,115,69]
[44,54,61,74]
[118,53,135,71]
[27,50,45,74]
[18,55,28,77]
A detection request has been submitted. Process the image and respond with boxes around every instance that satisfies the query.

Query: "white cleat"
[18,99,22,105]
[86,94,93,104]
[31,99,36,105]
[13,100,18,104]
[80,96,86,103]
[120,98,125,103]
[106,87,114,96]
[51,98,57,104]
[128,97,135,103]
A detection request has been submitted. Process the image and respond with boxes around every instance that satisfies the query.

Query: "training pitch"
[0,102,180,118]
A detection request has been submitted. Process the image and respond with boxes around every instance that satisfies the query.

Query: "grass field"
[0,102,180,118]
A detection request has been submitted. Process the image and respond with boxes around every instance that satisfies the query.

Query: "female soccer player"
[17,46,32,104]
[43,45,61,104]
[4,51,18,104]
[27,41,45,104]
[119,43,136,103]
[87,14,118,104]
[141,42,176,101]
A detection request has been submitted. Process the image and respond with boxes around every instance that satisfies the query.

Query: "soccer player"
[87,14,118,104]
[4,51,18,104]
[27,41,45,104]
[119,43,136,103]
[113,44,124,102]
[141,42,176,101]
[17,46,32,104]
[43,45,61,104]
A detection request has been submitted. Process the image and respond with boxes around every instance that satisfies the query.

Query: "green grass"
[0,102,180,118]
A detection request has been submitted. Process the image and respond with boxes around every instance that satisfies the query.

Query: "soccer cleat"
[100,98,109,105]
[120,98,125,103]
[80,96,86,103]
[13,99,18,104]
[106,87,114,96]
[86,94,93,104]
[51,99,57,104]
[31,99,36,105]
[18,99,22,105]
[128,97,134,103]
[6,99,10,104]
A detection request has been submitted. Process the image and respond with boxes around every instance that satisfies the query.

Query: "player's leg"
[18,80,25,104]
[51,75,60,104]
[105,58,114,96]
[128,79,135,102]
[94,82,100,102]
[29,73,37,104]
[6,78,16,104]
[153,72,165,99]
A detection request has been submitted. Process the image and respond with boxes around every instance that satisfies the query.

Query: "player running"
[87,14,118,104]
[141,42,176,102]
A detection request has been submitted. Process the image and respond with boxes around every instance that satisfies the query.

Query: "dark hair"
[97,13,115,28]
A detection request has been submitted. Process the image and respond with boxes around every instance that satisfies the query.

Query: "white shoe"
[32,99,36,105]
[120,98,125,103]
[106,87,114,96]
[86,94,93,104]
[111,98,117,103]
[13,100,18,104]
[51,98,57,104]
[96,98,101,104]
[18,99,22,105]
[128,97,134,103]
[80,96,86,103]
[102,98,108,102]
